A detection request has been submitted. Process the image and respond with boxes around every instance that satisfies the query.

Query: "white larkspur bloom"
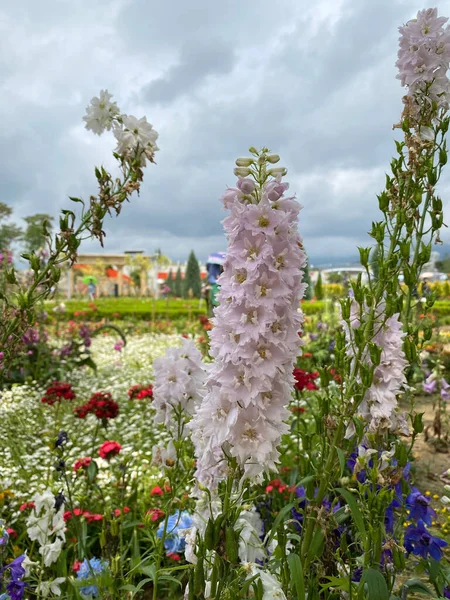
[249,565,287,600]
[153,338,206,435]
[36,577,65,597]
[344,302,408,433]
[236,509,265,564]
[191,170,306,486]
[83,90,120,135]
[26,489,65,566]
[114,115,159,164]
[396,8,450,111]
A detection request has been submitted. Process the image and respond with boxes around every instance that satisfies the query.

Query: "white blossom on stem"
[83,90,120,135]
[153,338,206,435]
[396,8,450,111]
[344,302,408,435]
[26,489,65,567]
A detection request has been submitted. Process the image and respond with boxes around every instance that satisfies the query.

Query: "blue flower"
[157,511,192,554]
[406,487,436,525]
[76,558,108,598]
[0,594,10,599]
[404,520,447,561]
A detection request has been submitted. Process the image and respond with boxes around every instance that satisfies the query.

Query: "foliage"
[303,251,312,300]
[23,213,54,253]
[183,250,202,299]
[0,202,22,250]
[174,266,183,297]
[314,271,324,299]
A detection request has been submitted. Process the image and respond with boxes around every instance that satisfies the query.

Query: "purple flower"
[404,520,447,560]
[309,333,319,341]
[114,341,124,352]
[423,378,437,394]
[3,555,26,600]
[406,488,436,525]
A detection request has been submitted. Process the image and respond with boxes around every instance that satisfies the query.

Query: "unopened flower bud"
[268,167,287,177]
[248,146,258,154]
[441,495,450,505]
[237,178,256,194]
[234,167,251,177]
[235,157,254,167]
[444,485,450,494]
[266,154,280,164]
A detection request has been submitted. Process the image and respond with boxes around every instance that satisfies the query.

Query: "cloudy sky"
[1,0,450,266]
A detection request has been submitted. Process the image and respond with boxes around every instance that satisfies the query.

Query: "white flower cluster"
[191,167,306,487]
[396,8,450,111]
[83,89,159,164]
[26,489,65,567]
[344,302,408,435]
[153,338,206,435]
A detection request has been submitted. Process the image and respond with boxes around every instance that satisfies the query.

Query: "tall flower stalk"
[187,150,306,597]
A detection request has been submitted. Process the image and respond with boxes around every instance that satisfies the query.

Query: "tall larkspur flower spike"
[190,149,306,487]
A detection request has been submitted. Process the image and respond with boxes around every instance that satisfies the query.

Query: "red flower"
[293,368,319,392]
[167,552,181,561]
[291,406,306,414]
[98,440,122,460]
[19,502,35,511]
[123,507,130,513]
[303,352,312,358]
[41,381,76,405]
[63,511,73,522]
[74,391,119,421]
[73,561,82,573]
[113,509,121,518]
[128,384,153,400]
[147,508,165,522]
[6,528,17,538]
[73,457,92,472]
[150,485,164,497]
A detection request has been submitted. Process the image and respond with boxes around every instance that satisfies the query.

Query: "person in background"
[88,281,96,301]
[422,278,431,298]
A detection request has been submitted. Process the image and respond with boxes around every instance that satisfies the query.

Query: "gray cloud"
[0,0,449,266]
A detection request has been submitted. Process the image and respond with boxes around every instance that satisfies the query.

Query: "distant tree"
[436,254,450,273]
[184,250,202,298]
[314,272,324,300]
[327,272,344,284]
[0,202,22,251]
[166,268,174,293]
[174,266,183,297]
[303,252,312,300]
[23,213,53,253]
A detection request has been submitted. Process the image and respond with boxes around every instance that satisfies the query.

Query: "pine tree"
[174,266,183,297]
[314,271,324,300]
[303,252,312,300]
[183,250,202,298]
[166,268,174,292]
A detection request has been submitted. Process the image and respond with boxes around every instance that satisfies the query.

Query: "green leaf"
[336,488,367,541]
[309,527,324,559]
[336,447,346,478]
[362,568,389,600]
[266,503,294,547]
[402,579,435,597]
[287,553,305,600]
[87,459,98,483]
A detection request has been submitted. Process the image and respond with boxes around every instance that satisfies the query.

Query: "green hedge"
[47,298,206,321]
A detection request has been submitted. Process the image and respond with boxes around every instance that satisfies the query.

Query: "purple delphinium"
[441,378,450,402]
[406,488,436,525]
[309,333,319,341]
[423,378,437,394]
[79,325,92,348]
[404,520,447,560]
[2,555,26,600]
